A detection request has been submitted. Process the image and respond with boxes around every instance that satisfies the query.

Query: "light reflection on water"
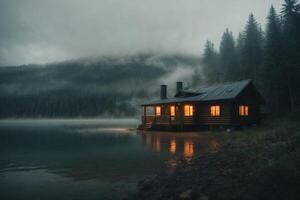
[139,131,220,168]
[184,140,194,158]
[170,139,176,154]
[0,119,220,200]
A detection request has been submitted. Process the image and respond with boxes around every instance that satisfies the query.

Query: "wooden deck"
[141,115,194,130]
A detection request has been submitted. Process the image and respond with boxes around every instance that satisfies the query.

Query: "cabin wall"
[140,83,263,130]
[196,101,232,126]
[232,100,261,126]
[141,102,234,129]
[231,85,262,126]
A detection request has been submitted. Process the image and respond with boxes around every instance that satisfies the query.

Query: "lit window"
[239,105,249,116]
[170,105,176,116]
[184,105,194,116]
[155,106,161,116]
[210,105,220,117]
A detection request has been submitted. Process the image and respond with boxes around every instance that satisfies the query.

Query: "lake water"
[0,119,219,200]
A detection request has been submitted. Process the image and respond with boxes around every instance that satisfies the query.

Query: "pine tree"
[236,33,245,78]
[241,13,264,85]
[265,6,282,60]
[281,0,300,110]
[219,29,238,81]
[201,40,219,84]
[263,6,284,112]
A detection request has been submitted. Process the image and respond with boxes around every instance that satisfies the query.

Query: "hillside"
[0,54,201,118]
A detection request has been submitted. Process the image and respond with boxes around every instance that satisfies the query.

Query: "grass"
[133,113,300,200]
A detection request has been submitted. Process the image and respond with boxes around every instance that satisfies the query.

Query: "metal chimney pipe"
[160,85,167,99]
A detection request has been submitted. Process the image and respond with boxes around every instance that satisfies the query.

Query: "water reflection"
[0,119,165,200]
[184,140,194,159]
[140,131,220,161]
[0,120,221,200]
[152,136,161,152]
[170,139,176,154]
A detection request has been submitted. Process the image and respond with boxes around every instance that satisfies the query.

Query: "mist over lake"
[0,119,219,200]
[1,0,300,199]
[0,54,201,118]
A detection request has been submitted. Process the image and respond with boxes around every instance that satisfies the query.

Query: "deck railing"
[142,116,155,125]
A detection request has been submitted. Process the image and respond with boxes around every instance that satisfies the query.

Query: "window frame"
[210,105,221,117]
[170,105,176,117]
[239,105,249,116]
[155,106,161,116]
[184,104,194,117]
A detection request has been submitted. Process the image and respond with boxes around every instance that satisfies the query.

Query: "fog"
[0,0,282,66]
[0,53,202,117]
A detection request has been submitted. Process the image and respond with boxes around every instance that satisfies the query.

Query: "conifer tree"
[281,0,300,110]
[235,33,245,78]
[219,29,238,81]
[241,14,264,84]
[263,6,284,111]
[202,40,219,83]
[200,1,300,113]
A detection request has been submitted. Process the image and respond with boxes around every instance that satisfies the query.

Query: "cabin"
[139,79,265,131]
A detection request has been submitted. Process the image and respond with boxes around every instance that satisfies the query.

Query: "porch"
[139,102,196,130]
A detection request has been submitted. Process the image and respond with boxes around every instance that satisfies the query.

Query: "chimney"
[160,85,167,99]
[176,82,183,93]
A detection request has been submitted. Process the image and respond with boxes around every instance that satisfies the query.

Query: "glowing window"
[239,105,249,116]
[184,105,194,116]
[155,106,161,116]
[210,105,220,117]
[170,105,176,116]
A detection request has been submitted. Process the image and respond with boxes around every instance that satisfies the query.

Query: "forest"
[0,0,299,118]
[0,54,200,118]
[201,0,300,114]
[134,2,300,199]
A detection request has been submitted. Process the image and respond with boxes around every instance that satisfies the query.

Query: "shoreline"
[132,116,300,200]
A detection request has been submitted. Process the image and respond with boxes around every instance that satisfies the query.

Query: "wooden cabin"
[139,80,265,131]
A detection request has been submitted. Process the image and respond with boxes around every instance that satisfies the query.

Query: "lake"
[0,119,219,200]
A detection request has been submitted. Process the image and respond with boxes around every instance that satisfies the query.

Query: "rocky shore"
[132,116,300,200]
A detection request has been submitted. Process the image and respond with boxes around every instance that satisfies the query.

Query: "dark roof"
[142,79,259,106]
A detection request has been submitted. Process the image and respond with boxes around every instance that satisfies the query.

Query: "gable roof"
[141,79,261,106]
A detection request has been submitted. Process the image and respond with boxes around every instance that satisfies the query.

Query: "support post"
[143,106,146,125]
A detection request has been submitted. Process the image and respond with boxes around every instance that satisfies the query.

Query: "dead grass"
[134,115,300,200]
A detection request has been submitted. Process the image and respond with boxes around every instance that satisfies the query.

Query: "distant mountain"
[0,54,201,118]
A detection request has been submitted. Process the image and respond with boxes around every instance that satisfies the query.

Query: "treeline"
[0,90,137,118]
[201,0,300,113]
[0,54,199,118]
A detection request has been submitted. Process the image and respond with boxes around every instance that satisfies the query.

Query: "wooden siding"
[197,102,232,126]
[231,84,262,126]
[139,85,263,130]
[142,115,194,126]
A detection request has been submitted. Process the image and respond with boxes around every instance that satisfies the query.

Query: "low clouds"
[0,0,282,66]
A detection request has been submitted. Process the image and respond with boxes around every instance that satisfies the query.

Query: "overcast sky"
[0,0,283,66]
